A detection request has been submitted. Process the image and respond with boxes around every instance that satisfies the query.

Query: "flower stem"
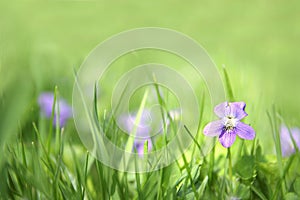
[227,147,233,194]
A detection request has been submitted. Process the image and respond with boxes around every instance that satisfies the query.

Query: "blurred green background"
[0,0,299,157]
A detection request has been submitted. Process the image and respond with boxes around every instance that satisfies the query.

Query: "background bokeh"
[1,0,299,159]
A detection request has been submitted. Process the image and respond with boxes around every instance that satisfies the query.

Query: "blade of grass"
[95,160,108,200]
[250,185,268,200]
[184,125,207,162]
[267,107,286,199]
[198,175,208,197]
[82,152,89,200]
[192,91,205,158]
[54,87,61,154]
[222,65,234,101]
[134,154,143,199]
[176,130,199,199]
[32,122,55,173]
[74,72,109,167]
[47,86,58,153]
[123,88,149,171]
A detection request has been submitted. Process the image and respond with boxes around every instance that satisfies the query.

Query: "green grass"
[2,70,300,199]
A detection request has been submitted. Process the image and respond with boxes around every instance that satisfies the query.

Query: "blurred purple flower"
[203,102,255,148]
[118,110,153,156]
[38,92,72,127]
[133,138,153,156]
[280,125,300,157]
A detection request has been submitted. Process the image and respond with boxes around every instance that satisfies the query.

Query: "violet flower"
[118,110,153,156]
[203,102,255,148]
[280,125,300,157]
[38,92,72,127]
[133,138,153,156]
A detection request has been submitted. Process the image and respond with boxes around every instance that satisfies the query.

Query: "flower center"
[224,116,237,131]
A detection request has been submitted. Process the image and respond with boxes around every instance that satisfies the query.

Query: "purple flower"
[118,110,153,156]
[280,125,300,157]
[133,138,153,156]
[203,102,255,148]
[38,92,72,127]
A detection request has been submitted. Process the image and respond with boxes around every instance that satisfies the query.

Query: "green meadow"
[1,0,300,199]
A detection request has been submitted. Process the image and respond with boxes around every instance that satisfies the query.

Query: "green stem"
[209,140,215,183]
[227,147,233,194]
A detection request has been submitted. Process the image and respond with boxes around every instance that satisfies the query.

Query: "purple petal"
[58,101,72,125]
[280,125,295,157]
[236,122,255,140]
[38,92,72,127]
[280,125,290,139]
[203,120,224,137]
[230,102,246,110]
[38,93,55,117]
[117,110,151,138]
[280,125,300,157]
[214,101,248,120]
[136,126,151,138]
[214,102,229,118]
[229,102,248,120]
[135,138,153,157]
[219,130,237,148]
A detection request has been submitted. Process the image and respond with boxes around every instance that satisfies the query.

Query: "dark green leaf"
[234,155,255,179]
